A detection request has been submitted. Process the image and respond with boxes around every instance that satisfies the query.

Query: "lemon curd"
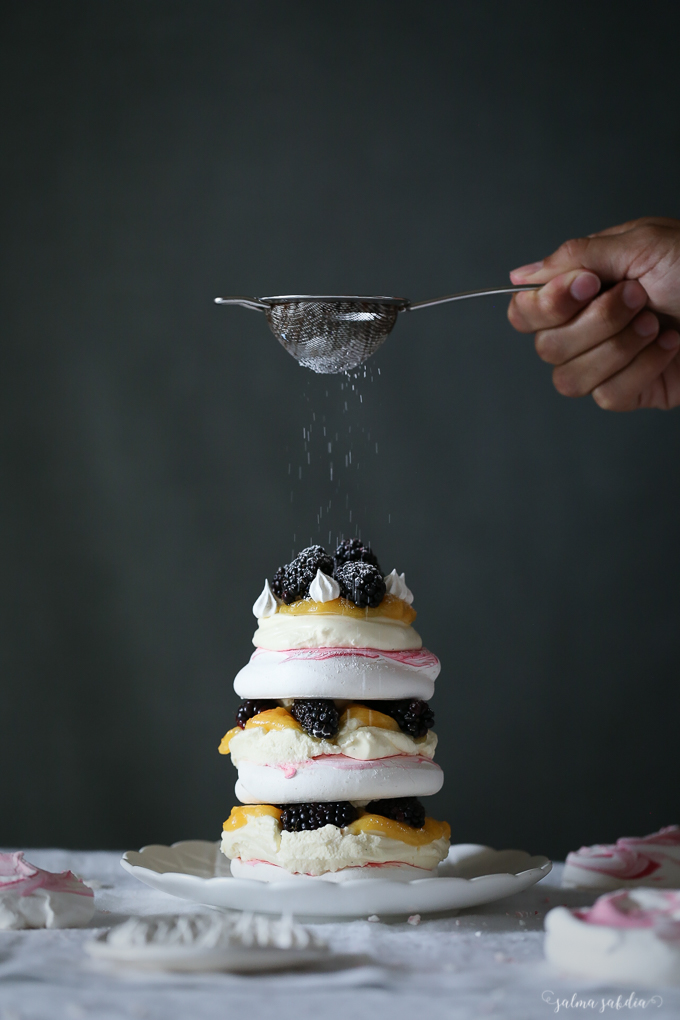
[277,593,416,626]
[218,707,302,754]
[243,707,301,732]
[223,804,282,830]
[339,704,400,732]
[346,814,450,846]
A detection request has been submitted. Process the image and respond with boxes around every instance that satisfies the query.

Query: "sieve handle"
[406,285,541,311]
[214,297,268,311]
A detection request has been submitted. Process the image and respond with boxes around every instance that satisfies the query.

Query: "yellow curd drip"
[218,727,240,754]
[277,592,416,625]
[345,815,451,846]
[244,707,302,733]
[339,704,400,731]
[218,707,301,755]
[223,804,282,830]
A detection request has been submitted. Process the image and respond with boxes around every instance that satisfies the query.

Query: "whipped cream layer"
[562,825,680,890]
[545,889,680,987]
[227,720,437,765]
[235,755,444,804]
[230,859,437,883]
[253,614,422,651]
[0,852,95,930]
[234,647,438,700]
[221,814,450,876]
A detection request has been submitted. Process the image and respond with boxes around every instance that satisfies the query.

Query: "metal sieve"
[214,287,540,374]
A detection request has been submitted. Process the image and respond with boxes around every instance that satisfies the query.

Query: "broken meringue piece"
[85,912,327,972]
[0,851,95,930]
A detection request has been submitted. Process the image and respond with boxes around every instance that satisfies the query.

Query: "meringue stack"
[218,543,451,882]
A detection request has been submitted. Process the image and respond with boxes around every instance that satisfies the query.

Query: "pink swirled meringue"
[235,646,440,700]
[562,825,680,890]
[545,888,680,986]
[235,753,443,803]
[0,852,95,929]
[576,888,680,934]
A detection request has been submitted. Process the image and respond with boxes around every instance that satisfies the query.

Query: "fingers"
[510,221,680,292]
[640,350,680,410]
[551,312,659,399]
[508,217,680,410]
[533,280,648,364]
[508,270,601,333]
[592,330,680,411]
[590,216,680,238]
[510,234,640,288]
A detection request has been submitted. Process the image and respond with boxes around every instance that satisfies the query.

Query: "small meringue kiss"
[309,569,341,603]
[252,580,279,619]
[384,569,414,604]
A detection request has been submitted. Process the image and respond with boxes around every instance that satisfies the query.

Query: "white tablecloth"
[1,849,678,1020]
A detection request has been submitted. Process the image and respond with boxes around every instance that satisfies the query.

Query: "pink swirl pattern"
[271,753,438,773]
[627,826,680,848]
[253,647,440,669]
[0,852,93,899]
[574,889,680,940]
[565,826,680,885]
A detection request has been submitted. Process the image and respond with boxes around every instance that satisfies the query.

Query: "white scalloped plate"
[121,841,552,919]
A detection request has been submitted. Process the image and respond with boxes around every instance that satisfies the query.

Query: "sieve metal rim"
[258,295,409,307]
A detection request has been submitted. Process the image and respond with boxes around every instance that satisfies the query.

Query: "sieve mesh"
[263,299,404,374]
[215,287,540,373]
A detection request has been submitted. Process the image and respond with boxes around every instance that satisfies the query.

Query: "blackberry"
[270,564,290,602]
[335,561,386,608]
[364,797,426,829]
[270,545,334,604]
[279,801,358,832]
[291,699,339,739]
[364,699,434,738]
[235,699,277,729]
[334,538,382,575]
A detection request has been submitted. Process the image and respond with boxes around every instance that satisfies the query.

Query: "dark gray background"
[2,1,678,860]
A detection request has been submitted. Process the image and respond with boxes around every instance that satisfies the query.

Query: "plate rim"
[120,839,552,916]
[122,838,552,880]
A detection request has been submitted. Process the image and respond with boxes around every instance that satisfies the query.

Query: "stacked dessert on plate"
[219,541,451,882]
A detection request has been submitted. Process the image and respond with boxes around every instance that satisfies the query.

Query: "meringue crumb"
[407,914,421,926]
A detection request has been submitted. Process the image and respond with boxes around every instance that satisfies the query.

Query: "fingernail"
[622,280,646,309]
[633,311,658,338]
[658,330,680,351]
[570,272,600,302]
[510,260,544,278]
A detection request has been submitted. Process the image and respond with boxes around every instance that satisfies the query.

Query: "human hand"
[507,217,680,410]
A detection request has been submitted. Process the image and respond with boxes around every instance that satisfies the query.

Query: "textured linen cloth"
[0,849,678,1020]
